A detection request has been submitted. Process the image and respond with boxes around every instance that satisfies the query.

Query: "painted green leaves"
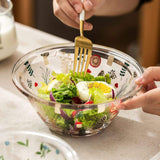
[17,139,29,147]
[36,143,51,158]
[0,156,4,160]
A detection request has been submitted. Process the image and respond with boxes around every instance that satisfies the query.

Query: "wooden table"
[0,23,160,160]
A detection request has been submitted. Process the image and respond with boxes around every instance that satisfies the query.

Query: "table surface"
[0,23,160,160]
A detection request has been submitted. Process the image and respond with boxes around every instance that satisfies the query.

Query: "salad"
[37,70,117,135]
[38,70,115,104]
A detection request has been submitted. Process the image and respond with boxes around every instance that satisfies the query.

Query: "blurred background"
[12,0,160,67]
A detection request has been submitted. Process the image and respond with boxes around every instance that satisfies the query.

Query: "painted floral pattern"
[0,139,63,160]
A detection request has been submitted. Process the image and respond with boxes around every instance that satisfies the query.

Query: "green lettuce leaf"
[70,70,111,84]
[56,73,71,84]
[51,83,77,103]
[89,87,108,104]
[105,73,111,84]
[75,109,109,129]
[38,82,48,94]
[38,82,50,100]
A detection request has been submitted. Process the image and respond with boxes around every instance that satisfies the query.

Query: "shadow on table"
[62,113,160,160]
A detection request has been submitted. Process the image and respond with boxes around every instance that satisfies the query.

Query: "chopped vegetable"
[84,101,94,104]
[89,87,108,104]
[38,70,113,104]
[49,91,55,101]
[51,83,77,103]
[37,70,115,135]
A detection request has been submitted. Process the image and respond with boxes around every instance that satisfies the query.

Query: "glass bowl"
[12,43,143,137]
[0,131,78,160]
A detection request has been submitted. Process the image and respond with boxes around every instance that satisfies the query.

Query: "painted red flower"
[87,69,91,73]
[114,83,118,88]
[34,82,38,87]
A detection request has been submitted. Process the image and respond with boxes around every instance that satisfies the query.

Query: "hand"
[117,67,160,116]
[53,0,106,30]
[53,0,140,30]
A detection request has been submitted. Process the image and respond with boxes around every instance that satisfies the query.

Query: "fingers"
[84,0,94,11]
[146,81,157,90]
[117,94,146,110]
[135,67,160,85]
[68,0,83,13]
[117,67,160,116]
[117,88,160,110]
[53,0,93,30]
[58,0,80,21]
[53,0,79,29]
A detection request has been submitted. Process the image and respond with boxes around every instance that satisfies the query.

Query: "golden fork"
[74,0,92,76]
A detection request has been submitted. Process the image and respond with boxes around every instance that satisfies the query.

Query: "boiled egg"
[76,81,115,102]
[76,81,90,102]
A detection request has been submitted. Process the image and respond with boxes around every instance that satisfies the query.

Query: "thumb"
[117,88,160,110]
[135,67,160,85]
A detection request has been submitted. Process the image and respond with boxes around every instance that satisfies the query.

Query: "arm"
[90,0,140,17]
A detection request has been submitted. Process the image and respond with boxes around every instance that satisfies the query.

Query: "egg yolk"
[88,82,112,93]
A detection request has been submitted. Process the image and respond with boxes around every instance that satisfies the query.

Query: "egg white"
[76,81,90,102]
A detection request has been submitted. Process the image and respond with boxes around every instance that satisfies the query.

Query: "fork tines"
[74,37,92,76]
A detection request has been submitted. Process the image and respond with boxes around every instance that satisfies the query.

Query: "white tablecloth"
[0,23,160,160]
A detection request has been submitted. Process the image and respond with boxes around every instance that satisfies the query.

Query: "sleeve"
[136,0,152,10]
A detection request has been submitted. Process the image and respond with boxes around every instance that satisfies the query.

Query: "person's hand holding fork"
[53,0,139,30]
[52,0,160,116]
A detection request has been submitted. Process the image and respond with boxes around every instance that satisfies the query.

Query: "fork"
[74,0,92,76]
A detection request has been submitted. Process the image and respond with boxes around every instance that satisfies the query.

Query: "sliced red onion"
[112,89,115,99]
[72,97,83,104]
[70,77,76,86]
[60,110,72,120]
[49,91,56,101]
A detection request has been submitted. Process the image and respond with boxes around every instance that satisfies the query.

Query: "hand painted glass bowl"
[0,131,78,160]
[12,43,143,137]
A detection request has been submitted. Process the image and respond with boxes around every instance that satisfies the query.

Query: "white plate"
[0,131,78,160]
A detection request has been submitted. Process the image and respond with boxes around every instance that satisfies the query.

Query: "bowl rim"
[12,43,144,109]
[0,0,13,16]
[0,130,79,160]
